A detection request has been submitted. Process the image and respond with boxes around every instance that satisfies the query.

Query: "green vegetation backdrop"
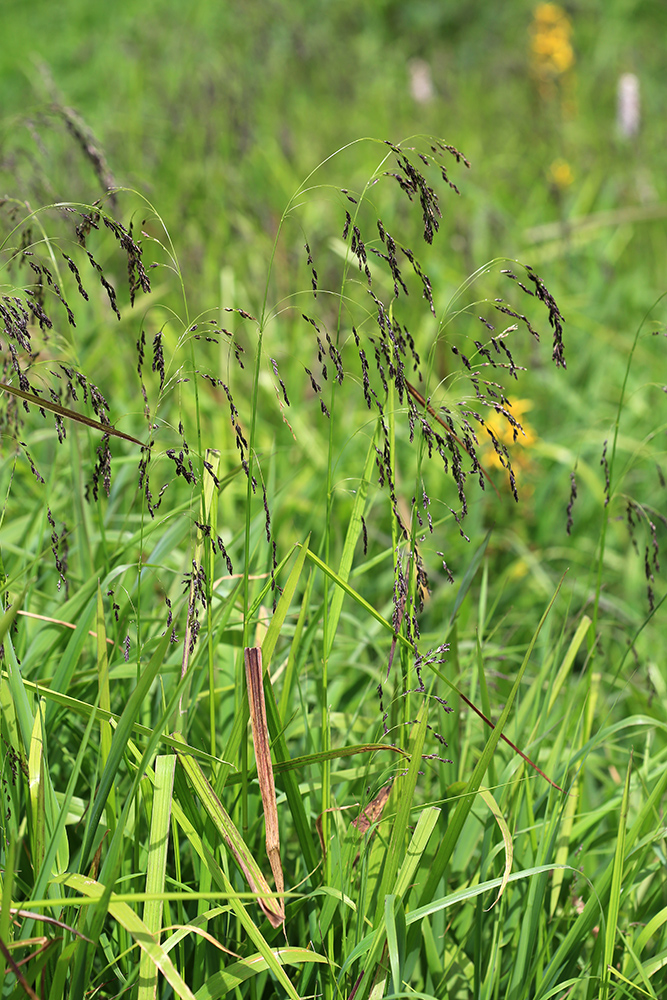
[1,2,667,998]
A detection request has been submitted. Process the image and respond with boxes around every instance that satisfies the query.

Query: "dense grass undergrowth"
[2,3,667,998]
[0,113,666,1000]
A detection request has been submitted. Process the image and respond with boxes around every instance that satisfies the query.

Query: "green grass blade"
[18,692,99,951]
[325,431,376,656]
[375,705,429,920]
[0,836,17,984]
[384,894,406,998]
[538,759,667,996]
[602,750,633,1000]
[261,533,309,670]
[354,704,429,998]
[8,673,227,766]
[28,707,46,882]
[63,872,198,1000]
[174,733,283,928]
[96,583,116,832]
[418,577,564,907]
[449,528,492,626]
[138,753,176,1000]
[78,626,175,875]
[477,787,513,910]
[393,806,440,900]
[168,790,304,1000]
[194,948,328,1000]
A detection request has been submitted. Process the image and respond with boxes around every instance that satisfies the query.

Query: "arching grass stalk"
[318,141,398,910]
[243,137,376,645]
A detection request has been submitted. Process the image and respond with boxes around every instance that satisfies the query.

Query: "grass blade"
[78,626,175,875]
[0,379,144,446]
[139,753,177,1000]
[194,948,328,1000]
[174,732,284,929]
[418,577,564,908]
[602,750,633,1000]
[62,873,198,1000]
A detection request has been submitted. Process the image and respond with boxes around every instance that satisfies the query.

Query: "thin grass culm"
[1,116,666,1000]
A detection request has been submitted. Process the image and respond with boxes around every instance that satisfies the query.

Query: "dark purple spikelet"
[47,506,69,595]
[216,536,234,576]
[86,433,112,502]
[437,552,455,584]
[61,253,89,301]
[566,471,577,535]
[270,358,290,405]
[20,443,45,484]
[106,588,120,623]
[165,447,197,486]
[524,265,566,368]
[601,440,610,506]
[304,367,321,394]
[152,331,166,390]
[261,483,271,543]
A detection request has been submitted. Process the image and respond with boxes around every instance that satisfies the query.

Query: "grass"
[1,2,667,998]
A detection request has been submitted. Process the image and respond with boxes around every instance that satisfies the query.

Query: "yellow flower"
[547,159,574,189]
[530,3,575,94]
[481,399,537,478]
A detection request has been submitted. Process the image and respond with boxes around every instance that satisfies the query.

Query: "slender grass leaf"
[602,750,633,1000]
[78,626,174,875]
[139,754,176,1000]
[61,873,197,1000]
[477,787,513,910]
[449,528,492,626]
[261,533,309,670]
[547,614,591,716]
[167,792,304,998]
[418,578,564,908]
[354,705,428,999]
[325,432,376,656]
[0,379,144,446]
[538,759,667,997]
[194,948,328,1000]
[0,837,16,983]
[393,807,440,901]
[7,673,229,767]
[384,894,407,998]
[28,708,46,881]
[174,732,283,928]
[96,583,116,832]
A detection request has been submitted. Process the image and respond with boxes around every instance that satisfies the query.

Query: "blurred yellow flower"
[547,158,574,189]
[482,399,537,482]
[530,3,575,98]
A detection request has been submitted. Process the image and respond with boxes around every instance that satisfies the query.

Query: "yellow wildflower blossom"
[481,399,537,491]
[547,158,574,189]
[530,3,575,99]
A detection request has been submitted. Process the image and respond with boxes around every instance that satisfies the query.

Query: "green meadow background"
[2,1,667,998]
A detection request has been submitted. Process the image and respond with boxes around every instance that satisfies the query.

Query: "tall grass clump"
[1,112,667,1000]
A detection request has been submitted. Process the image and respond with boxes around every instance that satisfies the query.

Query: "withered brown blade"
[244,646,285,925]
[0,380,144,447]
[352,783,393,836]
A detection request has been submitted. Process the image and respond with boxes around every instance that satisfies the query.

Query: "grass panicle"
[0,86,665,1000]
